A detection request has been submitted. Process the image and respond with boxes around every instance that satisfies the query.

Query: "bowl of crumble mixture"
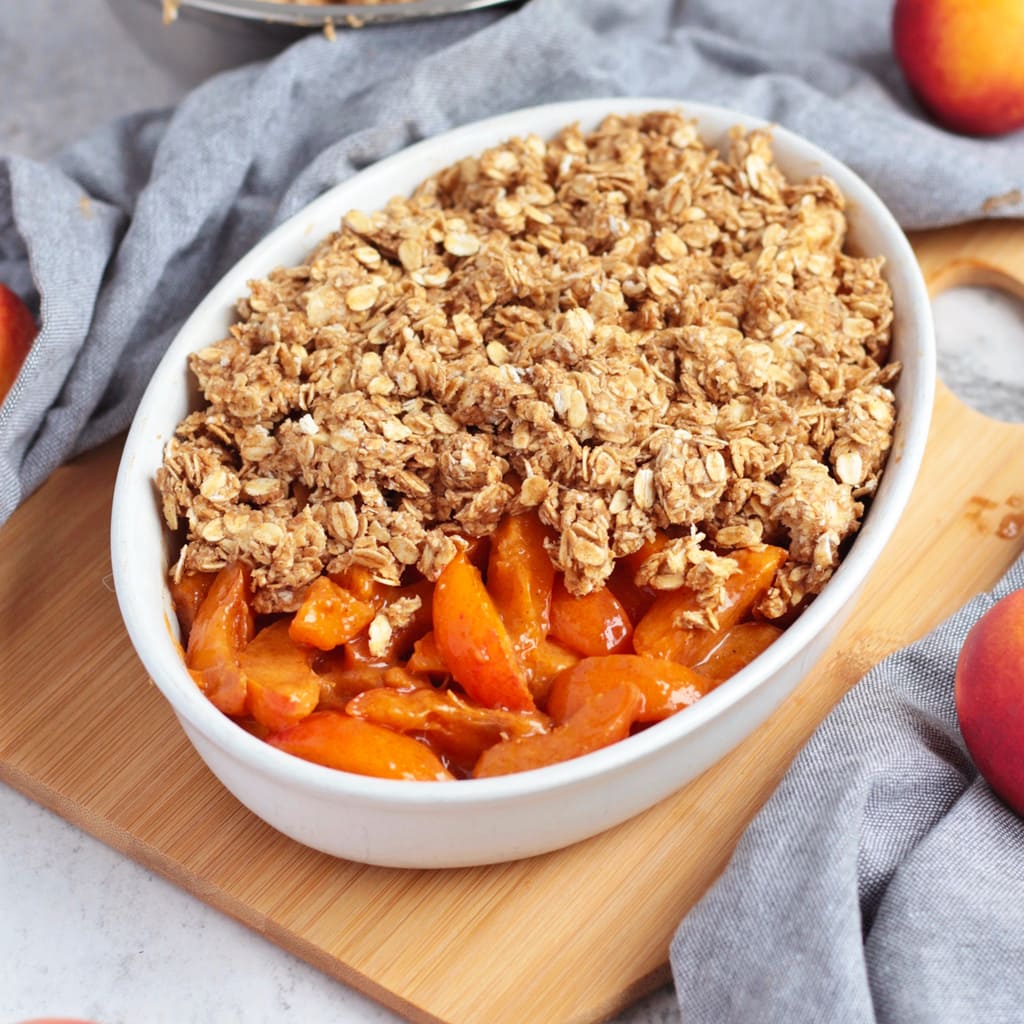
[106,0,515,85]
[111,98,935,868]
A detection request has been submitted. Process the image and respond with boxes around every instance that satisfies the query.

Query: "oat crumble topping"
[158,111,899,618]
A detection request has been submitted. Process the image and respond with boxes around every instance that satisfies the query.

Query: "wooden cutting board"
[2,221,1023,1024]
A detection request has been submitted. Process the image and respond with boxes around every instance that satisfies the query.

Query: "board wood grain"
[2,222,1023,1024]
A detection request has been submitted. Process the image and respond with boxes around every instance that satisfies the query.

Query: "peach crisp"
[159,111,899,780]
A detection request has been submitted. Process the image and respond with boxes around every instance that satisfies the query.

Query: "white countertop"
[2,4,1022,1022]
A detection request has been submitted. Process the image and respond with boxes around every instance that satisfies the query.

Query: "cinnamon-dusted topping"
[158,111,898,615]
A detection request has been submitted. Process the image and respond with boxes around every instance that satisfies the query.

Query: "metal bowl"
[106,0,515,86]
[171,0,514,25]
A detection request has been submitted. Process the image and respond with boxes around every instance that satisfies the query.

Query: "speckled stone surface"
[2,4,1022,1022]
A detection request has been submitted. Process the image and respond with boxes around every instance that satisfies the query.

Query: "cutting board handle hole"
[930,283,1024,425]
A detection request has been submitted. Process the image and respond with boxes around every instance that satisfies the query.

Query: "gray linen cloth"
[1,1,1022,1021]
[671,553,1024,1024]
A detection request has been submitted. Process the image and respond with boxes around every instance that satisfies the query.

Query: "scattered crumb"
[982,189,1022,214]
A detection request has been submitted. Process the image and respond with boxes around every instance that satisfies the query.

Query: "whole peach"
[955,588,1024,815]
[0,282,36,402]
[893,0,1024,135]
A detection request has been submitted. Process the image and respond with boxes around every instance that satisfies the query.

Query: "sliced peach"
[315,663,391,710]
[313,653,427,708]
[168,570,216,639]
[606,561,657,626]
[381,666,432,691]
[348,686,549,773]
[528,638,581,704]
[288,576,375,651]
[433,551,534,711]
[546,654,714,725]
[329,566,388,610]
[407,631,449,676]
[549,576,633,658]
[458,534,490,571]
[604,532,669,624]
[267,710,453,781]
[185,562,254,716]
[693,621,783,682]
[487,511,556,661]
[342,578,434,667]
[633,545,786,666]
[348,686,550,776]
[619,531,670,574]
[347,686,548,737]
[474,683,641,778]
[241,619,320,731]
[385,578,434,657]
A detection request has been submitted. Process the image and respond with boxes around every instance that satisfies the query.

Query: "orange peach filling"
[174,512,786,780]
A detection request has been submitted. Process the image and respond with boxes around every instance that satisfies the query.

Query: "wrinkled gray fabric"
[3,0,1024,521]
[671,551,1024,1023]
